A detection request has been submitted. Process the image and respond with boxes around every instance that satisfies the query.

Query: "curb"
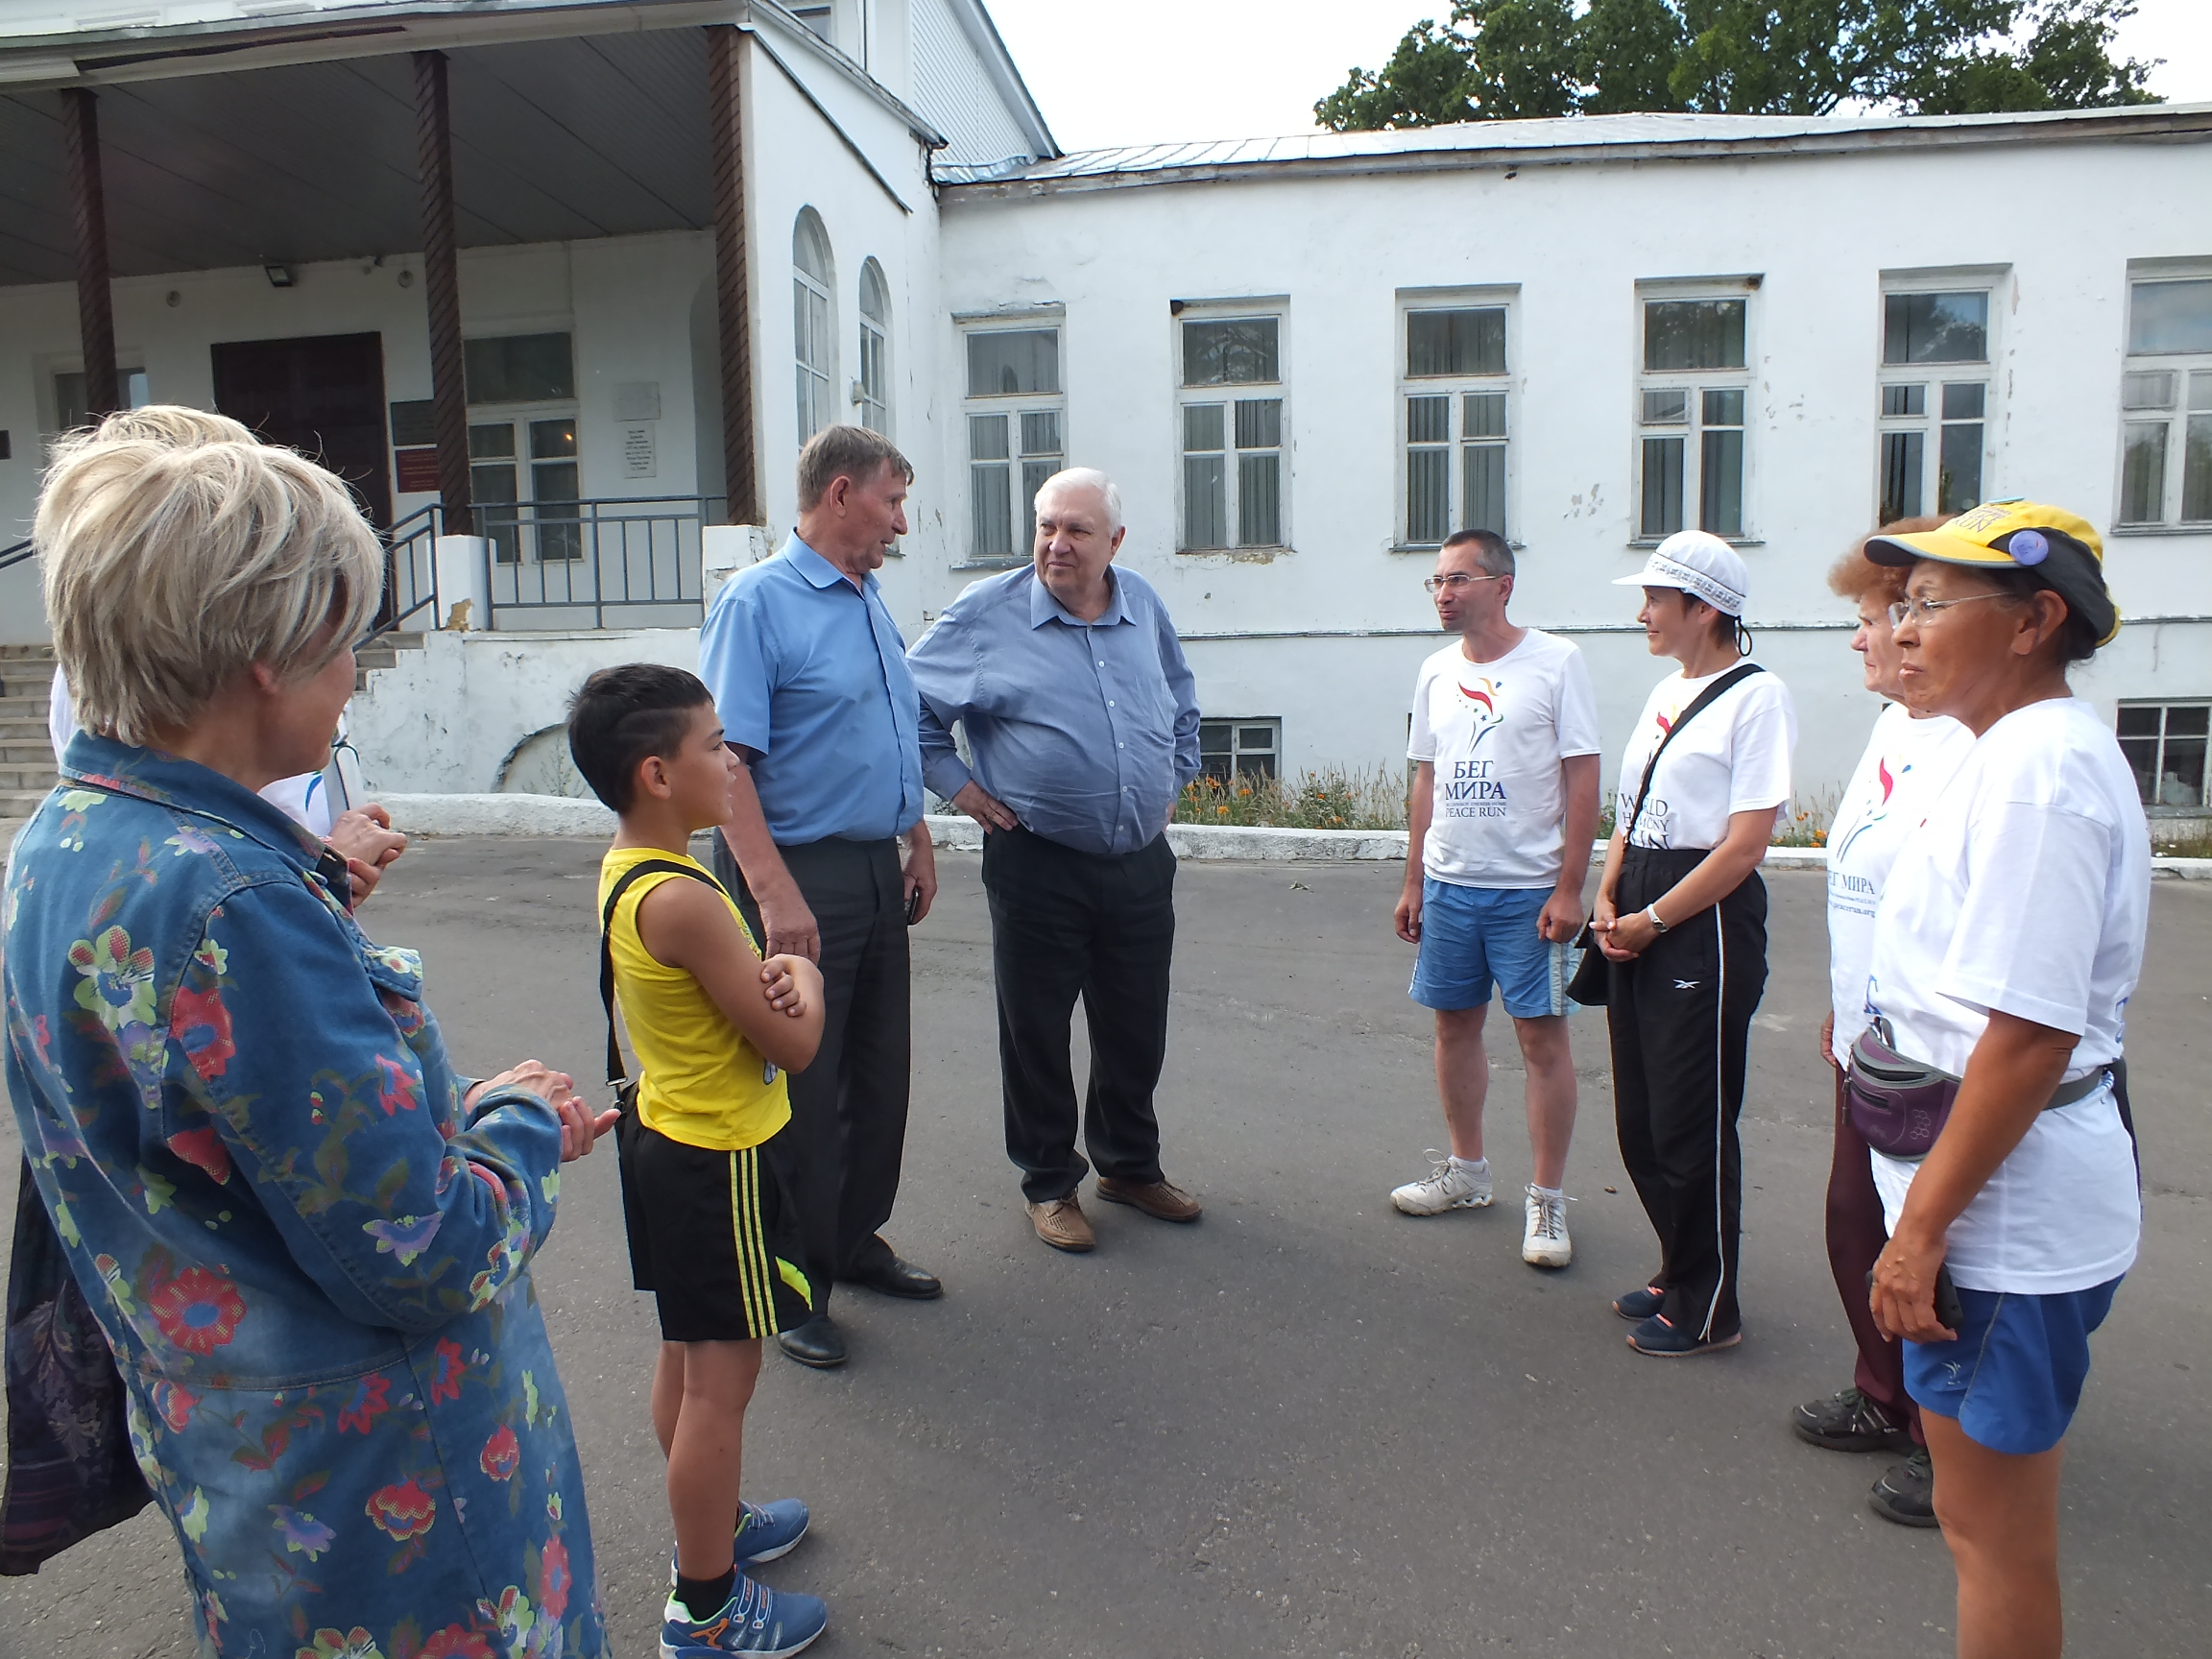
[375,797,2212,880]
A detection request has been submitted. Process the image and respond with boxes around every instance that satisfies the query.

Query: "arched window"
[793,208,835,444]
[857,258,891,434]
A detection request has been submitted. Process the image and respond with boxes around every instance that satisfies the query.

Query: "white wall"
[932,137,2212,799]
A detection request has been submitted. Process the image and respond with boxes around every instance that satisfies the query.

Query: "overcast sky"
[985,0,2212,155]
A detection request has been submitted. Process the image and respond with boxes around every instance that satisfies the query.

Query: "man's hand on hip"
[1537,884,1586,943]
[951,781,1019,832]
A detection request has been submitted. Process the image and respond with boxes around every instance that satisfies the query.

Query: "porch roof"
[0,24,716,286]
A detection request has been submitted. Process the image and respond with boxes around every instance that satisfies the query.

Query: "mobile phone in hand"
[1868,1263,1966,1331]
[904,887,922,926]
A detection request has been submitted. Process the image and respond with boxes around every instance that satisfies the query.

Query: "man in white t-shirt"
[1392,528,1602,1268]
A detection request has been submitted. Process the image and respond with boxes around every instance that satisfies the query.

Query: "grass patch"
[1173,767,1407,830]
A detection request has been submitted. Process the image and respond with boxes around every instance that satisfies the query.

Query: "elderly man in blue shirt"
[908,467,1203,1253]
[698,424,942,1370]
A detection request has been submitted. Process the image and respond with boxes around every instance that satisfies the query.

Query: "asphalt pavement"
[3,842,2207,1659]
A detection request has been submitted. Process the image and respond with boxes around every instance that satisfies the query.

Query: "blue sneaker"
[661,1576,827,1658]
[667,1499,813,1586]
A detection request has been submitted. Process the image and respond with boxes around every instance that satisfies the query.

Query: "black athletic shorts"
[618,1117,814,1342]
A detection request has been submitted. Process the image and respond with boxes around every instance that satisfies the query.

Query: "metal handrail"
[477,495,724,630]
[373,503,444,638]
[0,537,33,573]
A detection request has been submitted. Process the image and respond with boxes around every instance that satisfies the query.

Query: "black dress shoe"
[844,1252,943,1301]
[777,1313,846,1368]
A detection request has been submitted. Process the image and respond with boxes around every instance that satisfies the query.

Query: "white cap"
[1612,530,1747,616]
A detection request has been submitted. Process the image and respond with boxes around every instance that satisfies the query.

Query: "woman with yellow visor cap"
[1857,500,2145,1659]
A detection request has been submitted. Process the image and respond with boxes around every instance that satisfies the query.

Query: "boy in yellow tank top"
[568,664,830,1659]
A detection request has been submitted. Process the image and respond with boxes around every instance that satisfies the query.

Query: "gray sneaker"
[1390,1152,1492,1215]
[1521,1186,1572,1267]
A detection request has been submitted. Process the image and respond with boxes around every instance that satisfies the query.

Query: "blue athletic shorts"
[1407,878,1567,1019]
[1904,1276,2122,1455]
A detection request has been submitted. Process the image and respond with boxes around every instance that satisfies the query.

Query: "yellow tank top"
[598,846,791,1152]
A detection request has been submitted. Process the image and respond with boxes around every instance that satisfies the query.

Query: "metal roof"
[936,104,2212,192]
[0,26,713,284]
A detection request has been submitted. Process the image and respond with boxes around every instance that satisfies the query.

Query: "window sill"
[1627,538,1766,549]
[950,558,1028,571]
[1175,544,1295,557]
[1390,541,1527,555]
[2108,523,2212,538]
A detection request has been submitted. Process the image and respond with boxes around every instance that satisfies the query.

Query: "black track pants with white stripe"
[1606,847,1769,1343]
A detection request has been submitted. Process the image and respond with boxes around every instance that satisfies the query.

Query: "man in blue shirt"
[907,468,1203,1254]
[698,425,941,1368]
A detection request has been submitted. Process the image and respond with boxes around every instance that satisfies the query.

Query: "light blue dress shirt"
[697,537,925,845]
[908,564,1201,856]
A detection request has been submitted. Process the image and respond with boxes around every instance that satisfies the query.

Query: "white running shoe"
[1390,1152,1492,1215]
[1522,1185,1572,1267]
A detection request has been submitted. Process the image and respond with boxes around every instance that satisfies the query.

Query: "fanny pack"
[1844,1019,2109,1161]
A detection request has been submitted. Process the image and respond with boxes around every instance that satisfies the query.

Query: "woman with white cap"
[1859,502,2143,1659]
[1592,529,1797,1357]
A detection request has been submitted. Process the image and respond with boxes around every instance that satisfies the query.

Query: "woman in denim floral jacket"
[3,417,614,1658]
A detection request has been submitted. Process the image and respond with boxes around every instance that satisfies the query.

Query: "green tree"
[1314,0,2160,130]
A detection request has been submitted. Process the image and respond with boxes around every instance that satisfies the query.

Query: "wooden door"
[210,332,394,529]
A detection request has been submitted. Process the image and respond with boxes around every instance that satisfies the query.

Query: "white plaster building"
[2,1,2208,830]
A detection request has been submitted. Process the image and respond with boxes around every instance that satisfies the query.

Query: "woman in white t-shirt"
[1860,502,2146,1659]
[1790,518,1975,1528]
[1591,530,1796,1358]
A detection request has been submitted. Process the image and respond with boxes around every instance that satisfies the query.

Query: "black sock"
[675,1567,736,1622]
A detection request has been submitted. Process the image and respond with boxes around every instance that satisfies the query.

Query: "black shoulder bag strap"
[1619,661,1766,845]
[598,859,733,1103]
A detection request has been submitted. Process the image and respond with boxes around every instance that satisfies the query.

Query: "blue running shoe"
[668,1499,814,1587]
[661,1576,827,1658]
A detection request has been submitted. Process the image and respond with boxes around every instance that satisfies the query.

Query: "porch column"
[414,50,470,522]
[60,87,118,421]
[706,24,759,525]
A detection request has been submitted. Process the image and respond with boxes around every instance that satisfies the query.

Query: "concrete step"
[0,764,58,789]
[0,740,54,762]
[356,631,428,690]
[0,694,49,719]
[0,721,50,742]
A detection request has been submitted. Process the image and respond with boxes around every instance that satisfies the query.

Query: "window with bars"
[793,208,836,445]
[1198,718,1280,782]
[1401,303,1507,545]
[2117,703,2209,808]
[1179,313,1285,550]
[2116,276,2212,528]
[962,325,1063,563]
[857,258,891,435]
[1636,295,1749,540]
[1877,287,1993,523]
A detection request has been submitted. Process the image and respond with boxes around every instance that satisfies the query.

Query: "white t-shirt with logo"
[1614,663,1797,851]
[1865,697,2149,1295]
[1825,702,1975,1067]
[1407,630,1602,889]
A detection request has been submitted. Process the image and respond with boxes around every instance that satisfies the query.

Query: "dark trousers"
[1606,846,1768,1342]
[715,834,910,1314]
[1825,1071,1923,1442]
[981,826,1176,1204]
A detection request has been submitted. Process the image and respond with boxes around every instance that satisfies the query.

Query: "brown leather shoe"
[1094,1176,1202,1223]
[1026,1194,1095,1252]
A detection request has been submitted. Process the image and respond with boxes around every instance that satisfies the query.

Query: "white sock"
[1451,1155,1488,1174]
[1531,1183,1564,1201]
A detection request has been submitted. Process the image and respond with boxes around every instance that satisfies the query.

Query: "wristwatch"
[1644,905,1671,934]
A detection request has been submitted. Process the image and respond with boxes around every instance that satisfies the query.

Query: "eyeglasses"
[1886,592,2012,629]
[1424,572,1507,595]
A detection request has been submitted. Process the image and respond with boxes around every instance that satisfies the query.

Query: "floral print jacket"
[2,735,605,1659]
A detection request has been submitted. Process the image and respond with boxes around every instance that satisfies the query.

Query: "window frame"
[2116,700,2210,811]
[1197,717,1282,783]
[956,310,1066,568]
[856,257,892,437]
[793,208,837,447]
[1632,279,1758,545]
[1395,288,1516,551]
[2114,263,2212,532]
[1874,269,2005,526]
[1174,301,1288,554]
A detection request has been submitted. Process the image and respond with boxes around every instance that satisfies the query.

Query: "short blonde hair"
[37,412,383,745]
